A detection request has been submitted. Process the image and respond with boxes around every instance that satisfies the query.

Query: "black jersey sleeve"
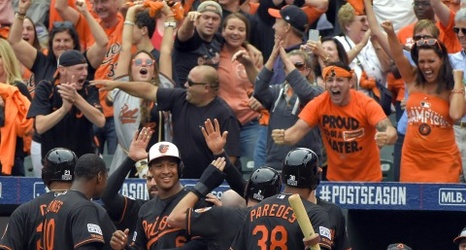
[101,157,137,221]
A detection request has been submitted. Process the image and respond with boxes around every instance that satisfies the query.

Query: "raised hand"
[201,118,228,155]
[18,0,31,14]
[380,20,395,35]
[232,50,253,67]
[128,127,154,161]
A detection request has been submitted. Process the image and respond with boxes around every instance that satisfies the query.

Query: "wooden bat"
[288,194,321,250]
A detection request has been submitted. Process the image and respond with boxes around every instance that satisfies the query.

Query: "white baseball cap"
[148,142,181,165]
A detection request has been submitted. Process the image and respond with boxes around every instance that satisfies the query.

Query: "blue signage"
[1,177,466,211]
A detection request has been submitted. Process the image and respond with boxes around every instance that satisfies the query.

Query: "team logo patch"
[194,207,212,213]
[159,144,169,154]
[287,175,298,187]
[253,190,264,201]
[87,223,102,235]
[319,226,331,240]
[418,123,431,136]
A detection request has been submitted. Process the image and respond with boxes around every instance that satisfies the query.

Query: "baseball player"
[303,147,351,250]
[230,148,333,250]
[101,127,157,234]
[110,141,209,250]
[0,148,76,250]
[168,164,282,250]
[41,154,115,249]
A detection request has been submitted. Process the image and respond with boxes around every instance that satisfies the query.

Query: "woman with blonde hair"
[0,38,33,176]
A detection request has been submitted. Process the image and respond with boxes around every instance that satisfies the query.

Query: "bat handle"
[304,234,321,250]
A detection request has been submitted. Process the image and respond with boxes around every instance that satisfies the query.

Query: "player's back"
[0,192,57,250]
[42,190,115,250]
[317,198,351,250]
[231,193,332,250]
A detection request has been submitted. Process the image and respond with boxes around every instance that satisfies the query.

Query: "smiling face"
[131,52,155,82]
[322,40,339,62]
[52,31,75,59]
[417,48,442,84]
[144,173,158,199]
[91,0,119,22]
[325,75,352,106]
[222,17,247,49]
[272,18,289,39]
[345,15,368,44]
[148,157,180,194]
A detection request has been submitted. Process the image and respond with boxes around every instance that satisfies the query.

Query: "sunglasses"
[53,21,74,29]
[412,1,430,7]
[413,35,433,41]
[415,38,442,51]
[133,58,155,66]
[294,62,307,70]
[187,79,209,87]
[453,27,466,34]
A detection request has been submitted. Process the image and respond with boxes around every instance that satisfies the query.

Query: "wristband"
[124,20,135,26]
[15,12,26,20]
[451,88,465,94]
[164,21,176,29]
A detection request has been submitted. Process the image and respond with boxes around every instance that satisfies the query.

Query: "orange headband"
[322,66,353,80]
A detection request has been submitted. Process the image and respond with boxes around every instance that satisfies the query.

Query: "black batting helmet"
[41,148,77,186]
[245,167,282,202]
[282,148,320,190]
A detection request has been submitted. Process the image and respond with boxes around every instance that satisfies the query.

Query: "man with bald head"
[92,65,241,178]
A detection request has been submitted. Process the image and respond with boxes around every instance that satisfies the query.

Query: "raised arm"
[8,0,37,69]
[176,11,198,42]
[101,128,153,219]
[78,0,109,69]
[114,4,144,78]
[232,50,259,85]
[167,157,226,229]
[381,20,417,84]
[159,2,176,78]
[55,0,81,24]
[363,0,391,59]
[91,80,159,103]
[271,119,313,145]
[202,118,246,195]
[430,0,451,28]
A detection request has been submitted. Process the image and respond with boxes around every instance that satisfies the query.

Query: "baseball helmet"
[148,142,184,177]
[282,147,320,190]
[245,167,282,202]
[41,147,77,186]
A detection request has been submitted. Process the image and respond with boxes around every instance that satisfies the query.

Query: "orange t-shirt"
[49,0,96,51]
[299,90,386,181]
[397,11,461,53]
[401,92,461,183]
[218,47,260,125]
[94,13,124,117]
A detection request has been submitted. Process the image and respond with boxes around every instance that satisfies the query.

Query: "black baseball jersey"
[230,193,333,250]
[132,188,208,249]
[187,206,249,250]
[109,196,146,233]
[0,192,57,250]
[317,198,351,250]
[41,190,116,249]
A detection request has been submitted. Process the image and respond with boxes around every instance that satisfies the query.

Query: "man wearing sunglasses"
[449,8,466,183]
[92,64,241,179]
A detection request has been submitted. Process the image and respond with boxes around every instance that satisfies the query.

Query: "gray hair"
[455,8,466,23]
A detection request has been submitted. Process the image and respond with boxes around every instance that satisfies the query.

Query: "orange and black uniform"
[41,190,115,249]
[26,80,101,158]
[131,189,208,249]
[0,192,56,250]
[231,193,332,250]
